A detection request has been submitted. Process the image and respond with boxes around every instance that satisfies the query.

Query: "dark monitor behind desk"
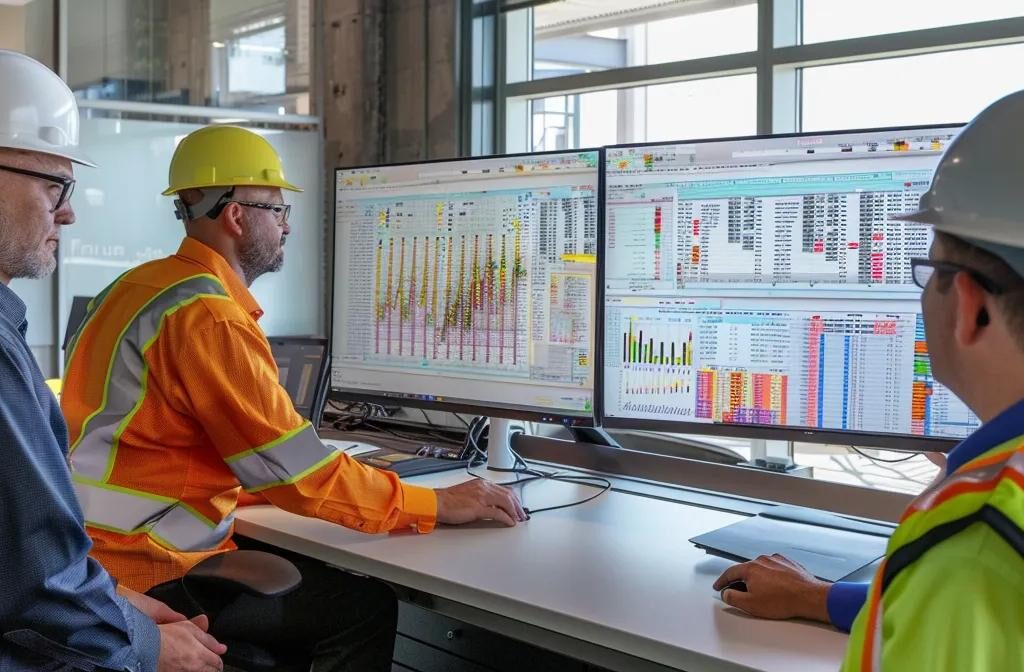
[63,296,94,351]
[268,336,329,423]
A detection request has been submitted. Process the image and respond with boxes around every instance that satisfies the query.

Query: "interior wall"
[0,6,27,52]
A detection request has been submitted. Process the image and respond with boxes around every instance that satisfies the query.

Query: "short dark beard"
[238,214,285,285]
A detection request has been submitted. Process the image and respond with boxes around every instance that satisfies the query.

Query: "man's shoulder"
[0,320,35,380]
[890,519,1024,604]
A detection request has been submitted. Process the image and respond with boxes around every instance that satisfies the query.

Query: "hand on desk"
[435,479,527,526]
[713,554,831,623]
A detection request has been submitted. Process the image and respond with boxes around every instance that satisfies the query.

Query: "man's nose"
[56,202,76,226]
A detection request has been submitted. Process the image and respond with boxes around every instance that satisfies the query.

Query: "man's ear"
[220,202,246,238]
[951,272,989,348]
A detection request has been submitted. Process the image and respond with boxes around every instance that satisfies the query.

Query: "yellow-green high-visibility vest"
[842,437,1024,672]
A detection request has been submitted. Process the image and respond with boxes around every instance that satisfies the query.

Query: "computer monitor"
[602,125,979,450]
[332,150,602,466]
[269,336,329,423]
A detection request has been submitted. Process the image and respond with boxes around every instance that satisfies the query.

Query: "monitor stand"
[486,417,518,471]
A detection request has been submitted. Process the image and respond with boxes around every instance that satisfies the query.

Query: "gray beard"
[0,225,55,280]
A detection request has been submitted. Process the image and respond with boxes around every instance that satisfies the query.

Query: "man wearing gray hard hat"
[0,50,226,672]
[714,90,1024,670]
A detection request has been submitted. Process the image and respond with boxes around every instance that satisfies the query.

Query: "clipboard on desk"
[689,505,892,582]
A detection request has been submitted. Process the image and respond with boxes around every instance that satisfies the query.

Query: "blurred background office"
[3,0,1024,499]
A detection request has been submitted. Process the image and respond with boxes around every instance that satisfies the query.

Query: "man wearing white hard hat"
[714,91,1024,670]
[0,50,227,671]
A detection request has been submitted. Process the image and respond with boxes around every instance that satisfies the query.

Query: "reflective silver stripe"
[226,423,339,492]
[910,449,1024,514]
[70,275,229,482]
[74,480,234,552]
[64,268,131,369]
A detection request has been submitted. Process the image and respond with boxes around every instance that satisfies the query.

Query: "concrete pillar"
[167,0,210,106]
[319,0,460,169]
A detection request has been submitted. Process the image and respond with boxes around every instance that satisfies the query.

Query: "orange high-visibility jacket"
[62,237,436,591]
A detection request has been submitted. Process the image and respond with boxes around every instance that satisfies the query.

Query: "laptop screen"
[268,337,328,422]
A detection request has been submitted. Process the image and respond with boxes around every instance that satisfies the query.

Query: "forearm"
[259,452,437,533]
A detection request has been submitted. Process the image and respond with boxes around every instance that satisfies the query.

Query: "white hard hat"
[0,50,94,166]
[896,89,1024,255]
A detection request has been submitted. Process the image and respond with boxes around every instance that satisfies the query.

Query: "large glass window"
[528,74,756,151]
[803,0,1024,44]
[67,0,311,113]
[515,0,758,83]
[802,44,1024,131]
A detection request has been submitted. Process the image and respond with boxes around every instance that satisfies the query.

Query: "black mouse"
[721,580,748,593]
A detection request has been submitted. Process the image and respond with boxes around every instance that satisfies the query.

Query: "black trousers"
[146,544,397,672]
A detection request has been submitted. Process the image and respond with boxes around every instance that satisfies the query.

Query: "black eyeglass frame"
[0,164,76,213]
[910,258,1006,295]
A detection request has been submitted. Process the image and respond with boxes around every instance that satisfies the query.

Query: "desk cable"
[461,417,611,515]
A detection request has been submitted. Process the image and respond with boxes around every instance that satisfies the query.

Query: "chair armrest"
[184,550,302,598]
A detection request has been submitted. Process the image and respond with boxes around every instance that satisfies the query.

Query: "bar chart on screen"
[338,183,597,388]
[366,198,529,372]
[617,314,697,417]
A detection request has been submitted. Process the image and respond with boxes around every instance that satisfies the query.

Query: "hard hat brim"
[161,179,303,196]
[1,134,96,167]
[891,207,937,224]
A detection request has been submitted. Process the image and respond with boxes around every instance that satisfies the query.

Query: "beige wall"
[0,6,27,52]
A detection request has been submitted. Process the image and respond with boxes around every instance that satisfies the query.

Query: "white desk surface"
[234,468,848,672]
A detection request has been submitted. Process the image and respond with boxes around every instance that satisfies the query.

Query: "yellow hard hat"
[162,125,302,196]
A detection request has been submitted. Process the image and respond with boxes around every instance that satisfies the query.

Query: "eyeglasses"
[0,164,76,213]
[234,200,291,224]
[910,258,1005,294]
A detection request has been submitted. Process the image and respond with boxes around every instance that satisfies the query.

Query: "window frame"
[461,0,1024,514]
[473,0,1024,152]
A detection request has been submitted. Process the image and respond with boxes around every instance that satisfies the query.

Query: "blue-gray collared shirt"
[0,283,159,672]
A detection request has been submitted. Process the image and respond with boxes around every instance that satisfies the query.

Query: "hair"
[935,231,1024,349]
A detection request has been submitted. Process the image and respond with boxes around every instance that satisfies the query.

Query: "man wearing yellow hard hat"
[61,124,526,670]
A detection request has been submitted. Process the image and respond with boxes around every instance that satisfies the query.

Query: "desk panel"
[235,470,848,672]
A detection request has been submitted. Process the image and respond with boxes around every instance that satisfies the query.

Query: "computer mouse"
[721,580,747,593]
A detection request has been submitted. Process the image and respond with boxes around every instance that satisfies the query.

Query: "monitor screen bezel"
[329,148,606,428]
[599,122,968,451]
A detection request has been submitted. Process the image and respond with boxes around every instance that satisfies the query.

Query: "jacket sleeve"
[175,319,437,534]
[826,581,869,633]
[0,339,160,672]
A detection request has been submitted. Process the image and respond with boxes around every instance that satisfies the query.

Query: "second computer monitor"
[602,126,979,449]
[332,150,601,425]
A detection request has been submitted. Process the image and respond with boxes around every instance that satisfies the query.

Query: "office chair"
[182,550,312,672]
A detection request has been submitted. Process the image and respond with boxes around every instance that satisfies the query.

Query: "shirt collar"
[174,237,264,321]
[946,397,1024,475]
[0,282,29,336]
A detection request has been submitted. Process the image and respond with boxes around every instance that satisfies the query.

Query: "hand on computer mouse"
[713,554,831,623]
[435,479,527,526]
